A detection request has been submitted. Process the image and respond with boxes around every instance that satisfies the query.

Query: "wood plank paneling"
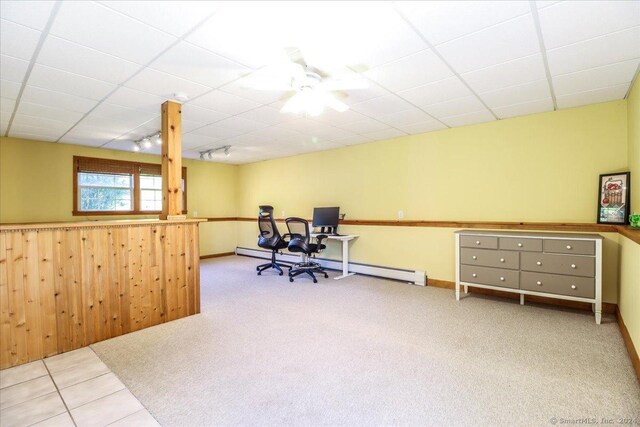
[0,220,201,369]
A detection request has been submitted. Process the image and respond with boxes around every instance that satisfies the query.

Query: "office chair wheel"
[279,271,283,276]
[257,272,261,276]
[256,266,260,271]
[289,277,294,282]
[313,279,317,283]
[324,273,328,278]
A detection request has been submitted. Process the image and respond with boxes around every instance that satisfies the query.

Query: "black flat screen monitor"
[312,207,340,233]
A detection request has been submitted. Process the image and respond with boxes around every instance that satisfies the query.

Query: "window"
[73,156,187,215]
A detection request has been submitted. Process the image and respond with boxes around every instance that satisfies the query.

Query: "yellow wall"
[628,79,639,212]
[0,137,239,255]
[237,101,628,303]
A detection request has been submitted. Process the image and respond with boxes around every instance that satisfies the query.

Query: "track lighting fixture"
[200,145,232,160]
[133,131,162,152]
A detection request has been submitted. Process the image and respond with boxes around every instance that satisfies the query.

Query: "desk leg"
[334,239,355,280]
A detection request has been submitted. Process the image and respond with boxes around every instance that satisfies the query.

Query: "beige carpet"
[91,256,640,426]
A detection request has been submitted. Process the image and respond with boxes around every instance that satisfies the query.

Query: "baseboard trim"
[200,252,235,259]
[427,278,616,314]
[616,308,640,383]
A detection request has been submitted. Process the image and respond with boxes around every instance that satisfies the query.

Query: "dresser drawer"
[499,237,542,252]
[460,235,498,249]
[460,248,519,270]
[543,239,595,256]
[521,252,595,277]
[460,265,519,289]
[521,272,595,299]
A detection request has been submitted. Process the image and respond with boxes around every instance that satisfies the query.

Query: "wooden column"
[160,101,184,220]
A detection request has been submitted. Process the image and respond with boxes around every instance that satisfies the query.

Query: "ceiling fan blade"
[284,46,307,67]
[320,92,349,113]
[280,91,306,114]
[319,78,369,91]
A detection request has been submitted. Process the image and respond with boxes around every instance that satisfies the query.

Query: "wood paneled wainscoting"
[0,219,204,369]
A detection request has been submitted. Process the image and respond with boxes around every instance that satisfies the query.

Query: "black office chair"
[256,205,289,276]
[285,217,329,283]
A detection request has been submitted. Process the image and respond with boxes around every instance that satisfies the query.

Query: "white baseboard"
[235,247,426,286]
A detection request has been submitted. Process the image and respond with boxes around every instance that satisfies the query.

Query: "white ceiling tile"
[547,27,640,75]
[125,116,161,136]
[336,117,390,134]
[214,116,269,134]
[218,69,290,105]
[0,54,29,83]
[37,36,140,84]
[12,114,73,132]
[536,1,561,9]
[311,108,367,127]
[556,83,630,108]
[190,90,260,115]
[105,87,167,113]
[16,101,84,123]
[340,80,388,104]
[397,120,448,134]
[539,1,640,49]
[100,138,144,152]
[363,49,453,92]
[182,119,206,133]
[0,1,55,31]
[440,109,495,127]
[0,79,21,99]
[331,134,374,146]
[236,105,296,125]
[479,79,551,108]
[461,54,547,93]
[150,41,250,88]
[1,97,16,114]
[350,95,413,117]
[182,133,221,150]
[50,1,177,65]
[397,1,531,46]
[363,128,407,141]
[59,132,115,147]
[493,98,554,119]
[436,14,539,74]
[0,120,9,135]
[181,104,228,125]
[425,96,487,119]
[28,64,116,101]
[255,125,306,144]
[190,122,245,140]
[124,68,211,99]
[377,108,435,127]
[0,19,40,60]
[88,102,158,125]
[553,59,639,96]
[9,131,59,142]
[78,115,145,135]
[21,85,97,113]
[98,1,219,37]
[399,77,472,108]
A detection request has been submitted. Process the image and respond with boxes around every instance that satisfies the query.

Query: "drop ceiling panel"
[190,90,261,115]
[396,1,530,46]
[0,54,30,83]
[440,109,495,127]
[98,1,219,37]
[182,133,221,150]
[336,117,391,134]
[378,108,436,128]
[181,104,228,125]
[397,120,447,134]
[63,124,125,142]
[236,106,296,126]
[436,14,539,74]
[1,98,16,115]
[149,41,250,88]
[553,59,639,96]
[218,69,291,105]
[189,122,245,140]
[350,94,414,117]
[124,68,212,99]
[546,27,640,76]
[104,87,167,113]
[88,102,158,125]
[556,83,630,109]
[0,1,56,31]
[311,109,367,127]
[479,79,551,108]
[461,54,548,93]
[399,77,472,108]
[38,36,140,84]
[363,49,454,92]
[364,128,407,141]
[425,96,487,119]
[331,135,374,146]
[50,1,177,64]
[0,19,41,60]
[492,97,554,119]
[213,116,269,134]
[60,133,116,147]
[12,114,73,132]
[538,1,640,49]
[21,85,98,113]
[16,101,84,123]
[0,79,21,99]
[28,64,116,100]
[9,131,59,142]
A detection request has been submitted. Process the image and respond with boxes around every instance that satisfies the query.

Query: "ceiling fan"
[249,48,369,116]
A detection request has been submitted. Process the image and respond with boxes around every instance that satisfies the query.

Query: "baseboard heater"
[235,247,426,286]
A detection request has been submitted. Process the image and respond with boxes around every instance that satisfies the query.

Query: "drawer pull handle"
[500,277,505,281]
[536,261,542,266]
[476,240,481,245]
[571,285,577,290]
[500,258,505,262]
[536,281,542,286]
[472,273,477,278]
[566,245,572,250]
[571,264,576,269]
[472,256,477,260]
[517,243,523,247]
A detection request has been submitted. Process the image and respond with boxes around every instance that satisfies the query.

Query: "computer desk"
[310,233,359,280]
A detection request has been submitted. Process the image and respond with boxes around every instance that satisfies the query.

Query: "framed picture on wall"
[597,172,630,224]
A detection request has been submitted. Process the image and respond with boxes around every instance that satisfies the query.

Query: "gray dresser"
[454,230,603,323]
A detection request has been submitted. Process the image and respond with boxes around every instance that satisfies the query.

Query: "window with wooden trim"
[73,156,187,215]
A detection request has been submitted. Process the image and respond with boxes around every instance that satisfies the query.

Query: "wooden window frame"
[73,156,187,216]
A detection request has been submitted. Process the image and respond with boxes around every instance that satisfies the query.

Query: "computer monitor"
[312,207,340,234]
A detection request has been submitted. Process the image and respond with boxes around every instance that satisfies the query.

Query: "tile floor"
[0,348,159,427]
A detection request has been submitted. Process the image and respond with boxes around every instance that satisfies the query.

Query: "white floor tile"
[44,347,100,373]
[31,412,76,427]
[0,360,48,389]
[108,409,160,427]
[0,375,56,410]
[60,372,126,409]
[0,392,66,427]
[50,358,110,389]
[71,389,144,427]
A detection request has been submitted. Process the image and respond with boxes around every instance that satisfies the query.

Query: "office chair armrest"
[315,234,328,245]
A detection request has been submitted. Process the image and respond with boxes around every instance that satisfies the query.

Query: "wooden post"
[160,101,184,220]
